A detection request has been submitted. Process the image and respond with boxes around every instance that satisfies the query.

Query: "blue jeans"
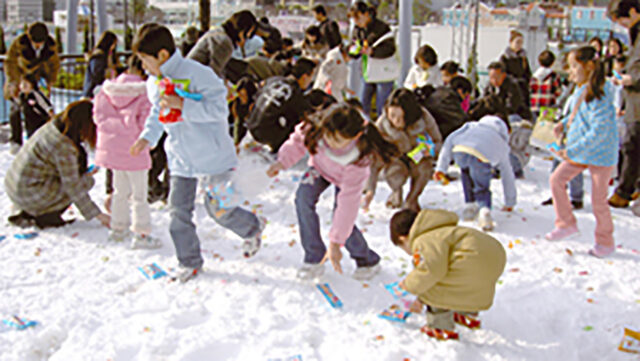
[551,158,584,202]
[294,168,380,267]
[169,175,260,269]
[361,79,393,118]
[454,152,493,209]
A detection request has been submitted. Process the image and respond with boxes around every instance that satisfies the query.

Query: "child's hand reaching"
[433,171,450,185]
[322,242,343,274]
[266,162,284,178]
[130,139,149,156]
[409,298,424,313]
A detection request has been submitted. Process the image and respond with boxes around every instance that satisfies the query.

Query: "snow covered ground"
[0,141,639,361]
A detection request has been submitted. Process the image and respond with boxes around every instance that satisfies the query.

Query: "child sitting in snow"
[434,97,516,231]
[129,24,265,282]
[390,209,506,340]
[93,55,159,249]
[267,103,398,280]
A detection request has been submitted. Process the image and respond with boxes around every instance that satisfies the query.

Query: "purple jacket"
[278,123,370,245]
[94,73,152,171]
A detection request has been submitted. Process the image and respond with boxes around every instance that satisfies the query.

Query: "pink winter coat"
[93,73,151,171]
[278,123,370,246]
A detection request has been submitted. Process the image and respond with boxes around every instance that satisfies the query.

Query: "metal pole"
[398,0,411,85]
[66,0,78,54]
[347,0,361,100]
[470,0,479,99]
[124,0,129,49]
[89,0,95,49]
[96,0,108,36]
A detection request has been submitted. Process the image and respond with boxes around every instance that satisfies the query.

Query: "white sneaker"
[352,263,381,281]
[174,265,200,283]
[130,234,161,250]
[296,262,325,280]
[9,142,20,155]
[462,203,479,222]
[477,207,494,231]
[242,217,266,258]
[108,229,131,243]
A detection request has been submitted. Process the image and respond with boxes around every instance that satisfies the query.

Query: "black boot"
[541,198,553,206]
[8,211,35,228]
[571,200,584,210]
[34,210,74,229]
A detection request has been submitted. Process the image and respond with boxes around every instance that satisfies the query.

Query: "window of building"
[590,10,595,20]
[576,10,582,20]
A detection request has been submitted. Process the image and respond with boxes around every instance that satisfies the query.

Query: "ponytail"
[358,122,398,164]
[573,46,605,102]
[304,103,398,165]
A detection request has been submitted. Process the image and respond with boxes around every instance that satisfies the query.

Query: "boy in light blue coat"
[130,24,264,282]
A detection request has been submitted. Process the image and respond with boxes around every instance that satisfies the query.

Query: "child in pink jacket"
[94,56,159,249]
[267,103,398,280]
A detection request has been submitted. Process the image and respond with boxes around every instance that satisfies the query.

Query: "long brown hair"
[92,31,117,58]
[572,46,605,103]
[55,99,97,148]
[304,103,398,164]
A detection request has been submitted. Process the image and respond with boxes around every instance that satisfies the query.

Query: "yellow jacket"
[404,210,506,312]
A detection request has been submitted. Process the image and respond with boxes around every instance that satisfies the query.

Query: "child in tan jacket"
[390,209,506,340]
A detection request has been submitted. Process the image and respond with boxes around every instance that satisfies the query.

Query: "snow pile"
[0,142,639,361]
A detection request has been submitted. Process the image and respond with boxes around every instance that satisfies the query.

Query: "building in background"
[7,0,42,24]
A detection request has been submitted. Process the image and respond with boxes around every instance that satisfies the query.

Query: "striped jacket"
[4,122,101,219]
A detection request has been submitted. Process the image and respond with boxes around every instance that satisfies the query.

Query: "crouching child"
[390,209,506,340]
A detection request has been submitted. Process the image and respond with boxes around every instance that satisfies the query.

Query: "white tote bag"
[362,32,400,83]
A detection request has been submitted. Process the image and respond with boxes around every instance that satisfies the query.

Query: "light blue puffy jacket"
[139,51,237,178]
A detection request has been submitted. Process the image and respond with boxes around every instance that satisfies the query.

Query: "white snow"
[0,144,639,361]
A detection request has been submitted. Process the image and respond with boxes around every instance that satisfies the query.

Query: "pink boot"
[588,244,615,258]
[545,225,579,241]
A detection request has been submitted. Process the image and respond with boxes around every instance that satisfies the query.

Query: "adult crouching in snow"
[5,100,110,229]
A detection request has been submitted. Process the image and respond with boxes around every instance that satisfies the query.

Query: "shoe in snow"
[453,313,481,329]
[243,217,266,258]
[108,229,131,243]
[174,266,200,283]
[296,262,325,280]
[545,226,579,241]
[461,203,479,221]
[352,263,381,281]
[477,207,493,231]
[131,234,161,250]
[588,244,615,258]
[421,325,459,341]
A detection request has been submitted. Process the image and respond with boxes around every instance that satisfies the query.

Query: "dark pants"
[615,121,640,200]
[24,115,47,138]
[9,102,22,145]
[294,168,380,267]
[148,133,170,199]
[454,152,493,209]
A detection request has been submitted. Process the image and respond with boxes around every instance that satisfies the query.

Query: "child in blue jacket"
[130,24,264,282]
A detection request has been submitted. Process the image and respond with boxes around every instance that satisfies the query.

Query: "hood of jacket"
[477,115,509,142]
[101,73,148,109]
[532,67,553,81]
[408,209,459,247]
